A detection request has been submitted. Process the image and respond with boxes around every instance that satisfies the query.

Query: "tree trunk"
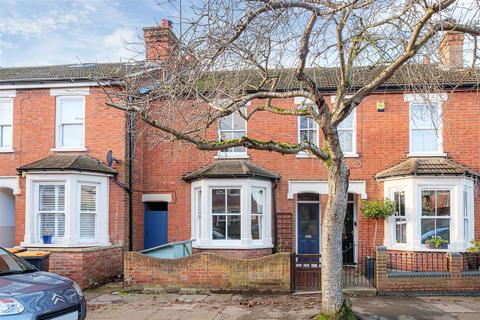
[321,157,350,317]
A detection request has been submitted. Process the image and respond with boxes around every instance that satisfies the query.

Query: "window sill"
[21,242,111,248]
[215,153,249,159]
[385,245,463,253]
[0,148,14,153]
[344,153,359,158]
[51,147,87,152]
[407,152,447,158]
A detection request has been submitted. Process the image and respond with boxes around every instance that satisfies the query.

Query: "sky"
[0,0,189,67]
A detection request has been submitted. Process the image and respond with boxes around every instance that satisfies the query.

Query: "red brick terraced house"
[0,20,479,289]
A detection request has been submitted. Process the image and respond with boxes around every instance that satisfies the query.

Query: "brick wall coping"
[129,250,290,262]
[388,271,451,278]
[23,244,123,253]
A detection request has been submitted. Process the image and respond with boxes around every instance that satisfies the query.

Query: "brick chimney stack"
[143,19,178,62]
[439,31,464,69]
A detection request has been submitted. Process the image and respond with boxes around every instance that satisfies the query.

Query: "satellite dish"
[106,149,120,167]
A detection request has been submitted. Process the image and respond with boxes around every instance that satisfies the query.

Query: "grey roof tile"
[18,154,118,174]
[183,160,280,181]
[375,157,480,180]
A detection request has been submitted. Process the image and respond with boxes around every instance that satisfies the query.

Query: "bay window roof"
[183,160,280,181]
[375,157,480,180]
[18,154,117,175]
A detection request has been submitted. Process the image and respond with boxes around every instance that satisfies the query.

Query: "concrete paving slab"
[204,294,233,303]
[177,294,208,302]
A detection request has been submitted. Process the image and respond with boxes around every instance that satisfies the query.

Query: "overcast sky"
[0,0,188,67]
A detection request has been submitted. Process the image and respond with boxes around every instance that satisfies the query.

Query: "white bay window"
[23,173,109,247]
[191,178,272,249]
[384,176,474,251]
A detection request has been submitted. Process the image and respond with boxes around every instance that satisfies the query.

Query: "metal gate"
[291,250,376,292]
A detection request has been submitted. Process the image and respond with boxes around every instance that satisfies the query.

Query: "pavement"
[84,285,480,320]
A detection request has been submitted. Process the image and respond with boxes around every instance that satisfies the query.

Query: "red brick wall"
[376,248,480,293]
[36,245,123,289]
[192,248,272,259]
[0,87,129,248]
[124,251,290,292]
[136,91,480,253]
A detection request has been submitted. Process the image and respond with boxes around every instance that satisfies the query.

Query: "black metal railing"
[461,252,480,272]
[387,251,448,272]
[292,243,376,291]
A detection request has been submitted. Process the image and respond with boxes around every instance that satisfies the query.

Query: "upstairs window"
[218,110,247,158]
[0,98,13,149]
[56,96,85,149]
[298,113,318,145]
[409,103,442,154]
[338,111,356,155]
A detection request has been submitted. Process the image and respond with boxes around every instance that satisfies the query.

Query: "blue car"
[0,247,86,319]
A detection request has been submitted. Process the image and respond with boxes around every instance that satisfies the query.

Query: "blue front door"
[144,203,168,249]
[297,202,320,254]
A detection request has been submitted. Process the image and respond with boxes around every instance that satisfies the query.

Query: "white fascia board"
[0,90,16,97]
[404,93,448,102]
[0,81,121,90]
[287,180,367,199]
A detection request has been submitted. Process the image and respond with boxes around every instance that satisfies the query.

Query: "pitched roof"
[0,62,148,83]
[18,154,118,175]
[183,160,280,181]
[1,62,478,90]
[375,157,480,180]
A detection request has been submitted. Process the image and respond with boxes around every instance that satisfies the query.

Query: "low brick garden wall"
[28,245,123,289]
[376,247,480,294]
[124,252,291,293]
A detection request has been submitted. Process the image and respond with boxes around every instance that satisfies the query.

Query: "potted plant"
[42,229,53,244]
[425,236,448,249]
[361,199,396,247]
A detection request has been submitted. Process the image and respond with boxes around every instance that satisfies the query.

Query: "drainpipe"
[272,179,279,253]
[112,112,134,252]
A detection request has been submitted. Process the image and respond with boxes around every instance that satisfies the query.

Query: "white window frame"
[216,107,248,159]
[36,183,66,244]
[383,176,474,252]
[391,189,407,246]
[54,96,86,151]
[0,97,14,152]
[22,172,110,247]
[338,110,357,156]
[190,178,273,249]
[251,187,265,241]
[78,183,99,242]
[405,93,447,157]
[419,188,452,247]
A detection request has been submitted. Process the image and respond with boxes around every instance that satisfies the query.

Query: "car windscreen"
[0,249,37,275]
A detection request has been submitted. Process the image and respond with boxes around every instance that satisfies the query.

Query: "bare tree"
[106,0,480,318]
